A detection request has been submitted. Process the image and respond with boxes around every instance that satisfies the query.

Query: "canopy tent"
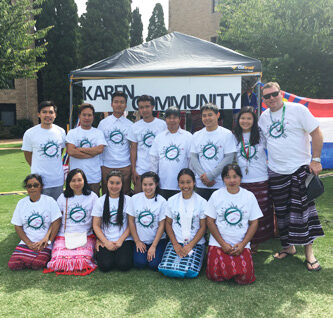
[69,32,262,121]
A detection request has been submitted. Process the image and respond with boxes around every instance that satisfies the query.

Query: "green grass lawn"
[0,143,22,149]
[0,151,332,318]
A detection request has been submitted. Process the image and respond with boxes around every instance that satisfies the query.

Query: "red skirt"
[206,246,256,285]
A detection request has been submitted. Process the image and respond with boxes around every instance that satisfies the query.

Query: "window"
[0,104,16,126]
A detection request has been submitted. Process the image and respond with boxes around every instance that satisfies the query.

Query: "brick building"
[169,0,221,42]
[0,79,38,126]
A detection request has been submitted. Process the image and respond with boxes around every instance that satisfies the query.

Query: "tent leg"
[69,82,73,129]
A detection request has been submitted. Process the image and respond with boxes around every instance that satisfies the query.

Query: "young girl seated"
[158,168,207,278]
[44,169,98,276]
[128,172,167,270]
[8,174,61,270]
[92,171,134,272]
[205,164,263,285]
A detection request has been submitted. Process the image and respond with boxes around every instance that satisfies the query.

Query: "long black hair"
[64,168,91,198]
[103,170,124,227]
[233,106,260,146]
[141,171,160,201]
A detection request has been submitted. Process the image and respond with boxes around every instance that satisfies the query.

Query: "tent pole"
[69,79,73,129]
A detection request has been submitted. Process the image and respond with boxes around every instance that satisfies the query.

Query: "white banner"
[82,76,241,112]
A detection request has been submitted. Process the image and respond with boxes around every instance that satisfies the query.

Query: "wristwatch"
[47,240,52,245]
[312,157,321,163]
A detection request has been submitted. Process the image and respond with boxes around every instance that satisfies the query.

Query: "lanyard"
[270,103,286,133]
[241,134,250,160]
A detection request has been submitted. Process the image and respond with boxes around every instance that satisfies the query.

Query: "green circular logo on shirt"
[43,141,59,157]
[143,132,155,148]
[175,213,181,226]
[138,210,154,228]
[224,207,242,226]
[27,213,44,230]
[69,206,87,223]
[165,145,180,160]
[269,122,284,138]
[80,138,92,148]
[240,142,257,159]
[110,209,118,225]
[109,130,124,144]
[203,143,218,159]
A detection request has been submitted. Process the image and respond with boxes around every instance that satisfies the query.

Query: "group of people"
[8,81,324,284]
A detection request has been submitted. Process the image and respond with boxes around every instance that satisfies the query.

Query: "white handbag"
[64,198,87,249]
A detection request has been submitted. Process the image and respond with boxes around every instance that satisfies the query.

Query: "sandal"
[273,250,296,259]
[304,259,322,272]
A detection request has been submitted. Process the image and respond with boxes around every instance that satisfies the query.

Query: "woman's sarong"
[268,165,324,248]
[158,242,205,278]
[241,180,274,244]
[8,245,51,270]
[44,234,97,276]
[206,246,255,285]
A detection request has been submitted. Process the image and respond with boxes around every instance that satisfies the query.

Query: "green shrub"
[9,119,33,137]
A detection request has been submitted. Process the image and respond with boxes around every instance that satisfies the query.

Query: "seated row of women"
[8,164,262,285]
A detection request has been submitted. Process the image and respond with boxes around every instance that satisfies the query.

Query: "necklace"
[241,134,250,174]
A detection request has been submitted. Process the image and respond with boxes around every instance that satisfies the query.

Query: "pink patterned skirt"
[44,234,97,276]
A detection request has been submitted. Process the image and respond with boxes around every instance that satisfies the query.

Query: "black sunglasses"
[26,183,40,189]
[263,91,279,100]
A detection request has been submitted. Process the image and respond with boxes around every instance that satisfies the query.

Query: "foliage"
[79,0,131,67]
[9,119,33,138]
[130,7,143,47]
[217,0,333,98]
[0,0,51,88]
[36,0,80,128]
[146,3,168,42]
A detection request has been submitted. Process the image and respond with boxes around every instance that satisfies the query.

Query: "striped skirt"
[158,242,205,278]
[206,246,255,285]
[268,165,324,248]
[8,244,51,270]
[241,181,274,244]
[44,234,97,276]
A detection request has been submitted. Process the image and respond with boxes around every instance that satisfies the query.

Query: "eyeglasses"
[26,183,40,189]
[263,91,279,100]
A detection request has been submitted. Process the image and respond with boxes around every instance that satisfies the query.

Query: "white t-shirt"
[150,128,193,190]
[127,192,166,244]
[234,132,268,183]
[165,192,207,245]
[127,118,167,175]
[258,102,319,174]
[57,192,98,236]
[11,194,62,246]
[205,187,263,248]
[66,126,107,184]
[191,126,236,189]
[91,194,132,241]
[97,114,133,168]
[22,124,66,188]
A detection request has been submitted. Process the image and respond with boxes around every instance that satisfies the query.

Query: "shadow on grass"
[0,234,332,318]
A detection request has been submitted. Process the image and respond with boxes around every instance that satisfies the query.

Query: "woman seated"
[92,171,134,272]
[44,169,98,276]
[158,168,207,278]
[8,174,61,270]
[205,164,263,285]
[128,172,167,270]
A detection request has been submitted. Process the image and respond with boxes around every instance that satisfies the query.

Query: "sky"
[74,0,169,39]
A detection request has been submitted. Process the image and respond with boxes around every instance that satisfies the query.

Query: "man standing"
[22,101,66,200]
[259,82,324,271]
[98,91,133,195]
[190,103,236,200]
[128,95,166,193]
[150,107,192,199]
[66,103,106,195]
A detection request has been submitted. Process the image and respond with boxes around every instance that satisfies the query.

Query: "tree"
[130,7,143,47]
[146,3,167,42]
[79,0,131,67]
[0,0,50,88]
[36,0,79,128]
[217,0,333,98]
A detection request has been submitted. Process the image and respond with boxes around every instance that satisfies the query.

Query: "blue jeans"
[133,239,167,271]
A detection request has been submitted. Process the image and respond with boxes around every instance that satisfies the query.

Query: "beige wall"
[169,0,221,41]
[0,79,38,125]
